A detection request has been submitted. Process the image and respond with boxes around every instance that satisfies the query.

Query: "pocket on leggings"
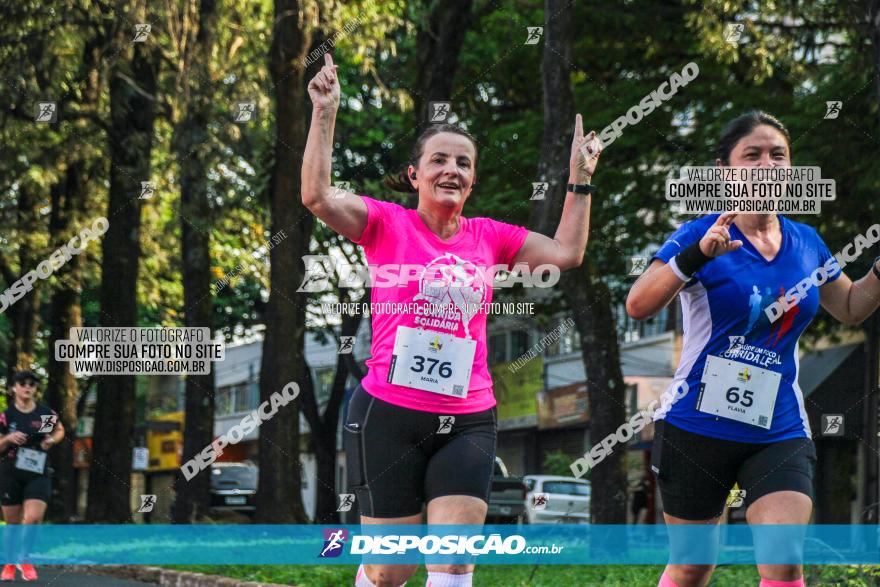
[343,386,369,490]
[650,420,665,478]
[343,426,366,490]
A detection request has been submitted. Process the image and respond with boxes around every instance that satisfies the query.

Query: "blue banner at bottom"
[0,524,878,565]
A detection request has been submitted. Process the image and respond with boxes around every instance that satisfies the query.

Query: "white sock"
[426,571,473,587]
[355,564,376,587]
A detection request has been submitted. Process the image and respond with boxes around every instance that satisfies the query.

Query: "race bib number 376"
[388,326,476,398]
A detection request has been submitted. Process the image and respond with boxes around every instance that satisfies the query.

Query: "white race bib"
[388,326,476,398]
[15,447,46,474]
[697,355,781,429]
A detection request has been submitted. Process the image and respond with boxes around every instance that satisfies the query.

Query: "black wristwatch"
[873,256,880,280]
[567,183,596,195]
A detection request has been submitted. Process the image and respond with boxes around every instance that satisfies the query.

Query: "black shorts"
[0,466,52,506]
[344,384,497,518]
[651,420,816,520]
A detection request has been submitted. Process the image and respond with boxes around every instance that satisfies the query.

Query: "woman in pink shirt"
[302,54,602,587]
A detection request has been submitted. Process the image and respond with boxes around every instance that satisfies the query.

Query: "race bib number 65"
[388,326,476,398]
[697,355,781,429]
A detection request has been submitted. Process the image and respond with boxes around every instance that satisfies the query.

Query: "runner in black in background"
[0,370,65,582]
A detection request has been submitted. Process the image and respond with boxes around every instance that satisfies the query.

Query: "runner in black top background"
[0,370,65,582]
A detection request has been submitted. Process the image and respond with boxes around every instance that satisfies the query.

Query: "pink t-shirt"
[352,196,529,414]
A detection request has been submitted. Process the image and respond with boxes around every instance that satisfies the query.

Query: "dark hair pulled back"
[383,124,479,193]
[716,110,791,165]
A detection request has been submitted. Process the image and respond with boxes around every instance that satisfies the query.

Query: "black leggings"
[652,420,816,520]
[0,466,52,506]
[344,384,497,518]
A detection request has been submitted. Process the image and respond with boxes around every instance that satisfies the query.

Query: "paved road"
[1,567,154,585]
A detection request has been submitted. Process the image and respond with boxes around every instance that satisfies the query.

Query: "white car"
[523,475,591,524]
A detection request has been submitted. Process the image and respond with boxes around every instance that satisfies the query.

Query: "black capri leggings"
[343,384,497,518]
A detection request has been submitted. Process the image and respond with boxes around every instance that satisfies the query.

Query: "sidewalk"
[50,566,295,587]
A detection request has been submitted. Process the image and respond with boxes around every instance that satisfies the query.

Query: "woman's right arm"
[626,260,690,320]
[626,213,742,320]
[0,431,25,452]
[302,53,368,243]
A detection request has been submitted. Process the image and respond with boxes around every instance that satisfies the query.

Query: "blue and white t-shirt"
[652,214,840,443]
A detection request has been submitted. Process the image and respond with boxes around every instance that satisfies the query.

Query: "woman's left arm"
[820,258,880,325]
[511,114,602,272]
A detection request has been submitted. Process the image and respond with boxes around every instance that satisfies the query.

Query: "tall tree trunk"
[863,0,880,524]
[566,269,628,522]
[413,0,476,128]
[44,34,103,523]
[301,290,363,523]
[407,0,479,207]
[171,0,219,524]
[530,0,627,523]
[871,0,880,130]
[254,0,320,523]
[861,312,879,523]
[87,1,158,522]
[45,164,89,522]
[5,183,42,381]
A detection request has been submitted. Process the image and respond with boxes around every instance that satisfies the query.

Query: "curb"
[56,565,298,587]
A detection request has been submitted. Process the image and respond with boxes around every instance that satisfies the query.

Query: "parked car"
[523,475,590,524]
[486,457,527,524]
[209,462,257,516]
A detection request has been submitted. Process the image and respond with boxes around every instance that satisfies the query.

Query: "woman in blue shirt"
[627,111,880,587]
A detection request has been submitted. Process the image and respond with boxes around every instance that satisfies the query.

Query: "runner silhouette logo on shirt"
[414,253,487,338]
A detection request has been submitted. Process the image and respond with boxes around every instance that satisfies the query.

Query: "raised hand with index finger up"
[569,113,603,183]
[307,53,340,113]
